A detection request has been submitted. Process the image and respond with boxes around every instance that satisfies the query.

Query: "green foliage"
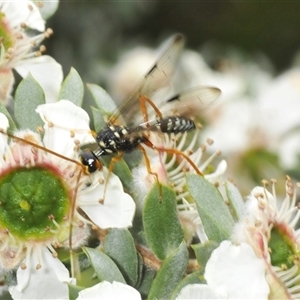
[192,241,219,269]
[143,183,184,260]
[137,265,156,298]
[59,67,84,106]
[68,283,84,300]
[91,106,107,132]
[87,83,117,113]
[186,174,235,242]
[82,247,126,284]
[103,229,139,286]
[225,180,245,221]
[171,269,205,300]
[88,84,119,132]
[14,74,45,130]
[148,242,188,299]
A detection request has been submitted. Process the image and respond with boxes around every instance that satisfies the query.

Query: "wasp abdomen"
[157,117,195,133]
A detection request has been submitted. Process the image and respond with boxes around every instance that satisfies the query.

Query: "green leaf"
[112,159,133,192]
[59,67,84,106]
[186,174,234,242]
[122,150,143,170]
[171,269,205,300]
[192,240,219,269]
[82,247,126,284]
[135,252,145,289]
[0,101,16,131]
[225,180,245,221]
[87,83,117,113]
[148,241,188,300]
[68,284,84,300]
[137,265,157,298]
[91,106,107,132]
[143,184,184,260]
[14,74,45,130]
[103,229,138,286]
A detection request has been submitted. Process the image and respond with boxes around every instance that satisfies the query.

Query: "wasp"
[80,34,221,178]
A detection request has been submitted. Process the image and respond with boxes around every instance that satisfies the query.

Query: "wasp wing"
[159,86,221,118]
[108,34,185,127]
[127,86,221,134]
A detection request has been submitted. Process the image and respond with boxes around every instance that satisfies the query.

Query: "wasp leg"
[101,151,124,202]
[139,95,163,126]
[143,137,203,176]
[158,147,203,176]
[136,143,162,201]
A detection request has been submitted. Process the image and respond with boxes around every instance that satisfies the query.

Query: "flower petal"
[79,170,136,228]
[205,241,270,299]
[36,100,94,157]
[15,55,63,103]
[38,0,59,19]
[176,284,222,299]
[205,159,227,183]
[1,1,45,31]
[8,246,74,299]
[77,281,141,300]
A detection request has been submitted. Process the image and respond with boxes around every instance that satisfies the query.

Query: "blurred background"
[47,1,300,82]
[45,1,300,192]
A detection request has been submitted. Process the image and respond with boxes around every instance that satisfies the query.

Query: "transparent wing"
[159,86,221,118]
[108,33,185,127]
[127,86,221,136]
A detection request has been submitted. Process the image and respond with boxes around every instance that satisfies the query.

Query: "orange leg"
[100,151,124,203]
[139,95,163,125]
[143,138,203,176]
[137,144,162,201]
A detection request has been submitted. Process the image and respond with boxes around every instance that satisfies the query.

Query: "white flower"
[34,0,60,20]
[9,246,75,299]
[232,177,300,299]
[255,68,300,168]
[203,98,255,155]
[77,281,141,300]
[0,100,135,299]
[36,100,136,229]
[176,241,270,299]
[0,0,62,103]
[204,65,300,172]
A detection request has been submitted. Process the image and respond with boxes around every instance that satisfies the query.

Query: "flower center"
[0,12,15,51]
[269,226,295,268]
[0,165,70,240]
